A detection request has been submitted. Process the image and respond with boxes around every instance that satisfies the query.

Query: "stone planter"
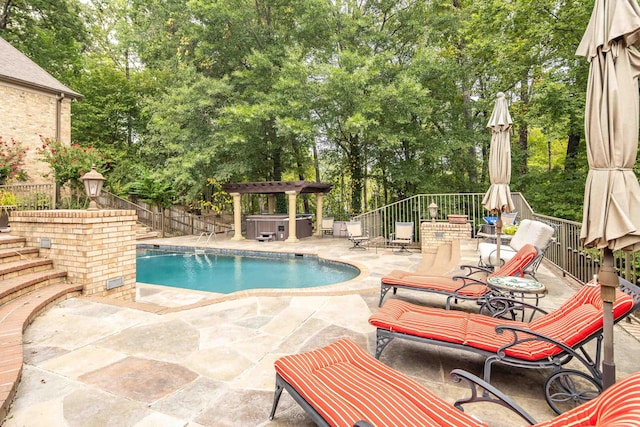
[447,214,468,224]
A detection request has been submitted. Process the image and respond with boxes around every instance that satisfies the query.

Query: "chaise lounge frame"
[269,338,640,426]
[371,277,640,414]
[379,243,541,307]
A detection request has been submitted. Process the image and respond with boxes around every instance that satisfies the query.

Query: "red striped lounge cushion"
[488,243,537,278]
[382,274,490,297]
[369,284,635,362]
[534,371,640,426]
[379,244,538,298]
[274,338,488,427]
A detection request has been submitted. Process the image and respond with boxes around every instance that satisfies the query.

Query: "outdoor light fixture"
[428,200,438,223]
[80,165,105,211]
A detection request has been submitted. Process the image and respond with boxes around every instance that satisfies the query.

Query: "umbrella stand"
[598,247,618,389]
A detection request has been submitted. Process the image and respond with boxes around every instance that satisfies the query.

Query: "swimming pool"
[136,248,360,294]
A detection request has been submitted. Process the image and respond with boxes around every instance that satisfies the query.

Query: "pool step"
[0,236,80,423]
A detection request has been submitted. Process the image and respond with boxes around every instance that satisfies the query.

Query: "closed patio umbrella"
[576,0,640,389]
[482,92,515,267]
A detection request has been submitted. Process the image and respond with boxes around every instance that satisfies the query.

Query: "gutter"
[56,92,64,141]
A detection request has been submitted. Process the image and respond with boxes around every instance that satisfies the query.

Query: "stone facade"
[0,82,71,184]
[421,221,473,251]
[9,210,137,300]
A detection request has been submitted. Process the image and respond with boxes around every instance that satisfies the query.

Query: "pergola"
[222,180,333,242]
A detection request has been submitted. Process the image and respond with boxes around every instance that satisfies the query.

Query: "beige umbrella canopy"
[482,92,515,266]
[577,0,640,389]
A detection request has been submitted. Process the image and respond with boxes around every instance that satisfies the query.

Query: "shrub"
[37,137,105,191]
[0,136,28,184]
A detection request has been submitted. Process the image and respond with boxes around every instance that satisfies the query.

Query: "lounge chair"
[379,243,540,307]
[370,277,640,414]
[478,219,555,269]
[320,217,334,237]
[269,337,640,426]
[388,221,414,253]
[346,221,370,250]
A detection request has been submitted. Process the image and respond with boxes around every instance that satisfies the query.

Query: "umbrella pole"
[495,211,502,268]
[599,248,618,389]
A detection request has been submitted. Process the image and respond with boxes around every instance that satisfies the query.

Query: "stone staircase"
[135,223,159,240]
[0,235,82,422]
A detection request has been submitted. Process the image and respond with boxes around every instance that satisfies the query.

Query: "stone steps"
[135,223,159,240]
[0,236,81,423]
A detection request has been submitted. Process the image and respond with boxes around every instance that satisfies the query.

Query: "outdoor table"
[486,276,547,320]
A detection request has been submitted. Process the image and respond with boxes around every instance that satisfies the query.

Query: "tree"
[0,0,88,83]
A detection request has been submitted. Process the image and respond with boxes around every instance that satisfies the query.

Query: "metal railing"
[352,193,638,286]
[98,191,231,237]
[351,193,533,244]
[532,213,640,285]
[98,191,160,230]
[1,183,54,210]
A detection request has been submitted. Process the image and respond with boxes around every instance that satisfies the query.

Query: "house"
[0,36,82,184]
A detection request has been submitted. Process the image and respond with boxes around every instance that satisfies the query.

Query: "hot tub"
[245,214,313,241]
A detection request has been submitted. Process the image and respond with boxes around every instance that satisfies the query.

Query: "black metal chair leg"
[379,284,391,307]
[269,375,285,420]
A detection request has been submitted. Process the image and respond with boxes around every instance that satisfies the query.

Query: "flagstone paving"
[3,235,640,426]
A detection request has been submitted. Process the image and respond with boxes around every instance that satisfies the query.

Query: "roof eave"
[0,75,83,99]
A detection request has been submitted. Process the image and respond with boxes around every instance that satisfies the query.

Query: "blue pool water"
[136,249,360,293]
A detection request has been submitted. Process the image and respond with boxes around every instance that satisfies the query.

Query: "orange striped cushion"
[370,284,635,362]
[534,371,640,426]
[380,244,537,298]
[369,299,477,345]
[274,338,488,427]
[488,243,537,277]
[382,274,490,297]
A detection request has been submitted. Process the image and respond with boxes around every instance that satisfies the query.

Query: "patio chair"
[346,221,370,250]
[388,221,414,253]
[379,243,540,307]
[370,277,640,414]
[320,217,334,237]
[269,337,640,426]
[478,219,555,270]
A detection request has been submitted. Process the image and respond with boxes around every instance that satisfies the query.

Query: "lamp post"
[80,165,105,211]
[428,200,438,223]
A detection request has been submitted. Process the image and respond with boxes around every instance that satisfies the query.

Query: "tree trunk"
[565,113,581,171]
[348,134,363,214]
[519,77,530,178]
[0,0,11,30]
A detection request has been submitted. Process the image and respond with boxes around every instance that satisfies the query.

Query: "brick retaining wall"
[9,210,137,300]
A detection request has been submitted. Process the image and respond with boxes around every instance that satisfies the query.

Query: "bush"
[0,136,28,184]
[37,137,105,191]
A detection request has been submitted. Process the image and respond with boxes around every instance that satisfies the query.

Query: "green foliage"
[0,190,17,207]
[7,0,606,221]
[191,178,232,214]
[125,169,176,209]
[0,137,28,184]
[0,0,89,84]
[37,138,105,191]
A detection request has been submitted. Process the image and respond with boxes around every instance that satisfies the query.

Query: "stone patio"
[3,235,640,426]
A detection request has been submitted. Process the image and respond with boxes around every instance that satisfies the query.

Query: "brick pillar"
[420,221,473,252]
[10,210,137,300]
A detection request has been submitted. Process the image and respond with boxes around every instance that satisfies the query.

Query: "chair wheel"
[544,369,602,414]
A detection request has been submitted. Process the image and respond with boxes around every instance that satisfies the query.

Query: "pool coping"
[85,242,373,314]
